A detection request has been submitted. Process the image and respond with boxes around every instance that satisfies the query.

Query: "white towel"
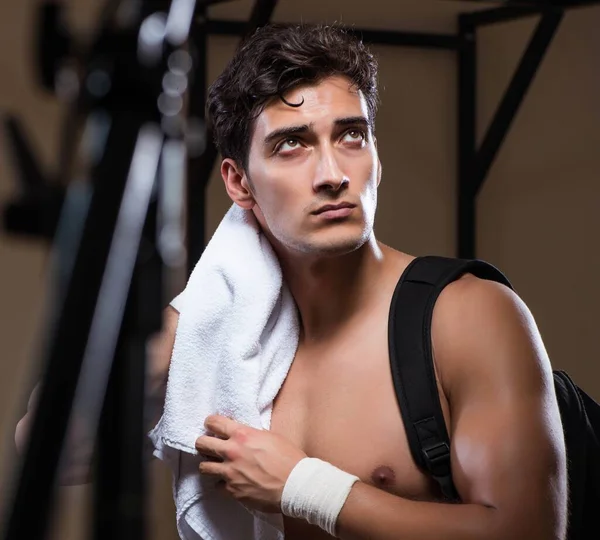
[149,204,300,540]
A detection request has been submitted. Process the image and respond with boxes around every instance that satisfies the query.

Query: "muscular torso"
[269,253,453,539]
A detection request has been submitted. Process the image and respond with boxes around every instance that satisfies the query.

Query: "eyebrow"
[263,116,371,147]
[335,116,371,130]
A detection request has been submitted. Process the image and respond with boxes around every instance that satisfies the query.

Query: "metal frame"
[457,6,564,258]
[188,0,598,265]
[187,0,281,273]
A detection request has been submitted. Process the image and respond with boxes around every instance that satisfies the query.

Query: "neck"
[275,235,392,344]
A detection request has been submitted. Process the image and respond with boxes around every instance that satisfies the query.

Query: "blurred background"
[0,0,598,538]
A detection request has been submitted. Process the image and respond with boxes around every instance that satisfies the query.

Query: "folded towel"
[149,203,300,539]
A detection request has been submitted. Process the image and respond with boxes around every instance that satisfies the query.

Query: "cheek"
[252,175,300,234]
[358,157,380,210]
[260,183,295,218]
[259,169,305,212]
[349,146,377,177]
[358,155,379,191]
[252,205,268,231]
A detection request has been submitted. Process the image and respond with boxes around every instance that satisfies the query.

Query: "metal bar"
[472,10,563,196]
[457,16,478,259]
[93,161,163,540]
[203,18,260,35]
[187,4,209,275]
[350,28,460,50]
[3,117,160,540]
[462,6,543,27]
[4,116,46,189]
[95,332,149,540]
[457,0,600,9]
[247,0,279,30]
[87,122,161,540]
[555,0,600,6]
[207,19,461,50]
[186,0,280,273]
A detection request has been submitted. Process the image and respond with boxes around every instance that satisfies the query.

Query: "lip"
[313,202,356,216]
[317,207,355,219]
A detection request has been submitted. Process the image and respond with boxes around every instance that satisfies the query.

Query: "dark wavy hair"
[206,23,380,171]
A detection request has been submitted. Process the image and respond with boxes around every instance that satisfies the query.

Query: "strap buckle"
[422,442,451,475]
[423,442,459,501]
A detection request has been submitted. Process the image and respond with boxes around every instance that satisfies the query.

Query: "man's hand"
[196,414,307,514]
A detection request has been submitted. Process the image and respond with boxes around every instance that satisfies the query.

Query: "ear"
[221,158,255,210]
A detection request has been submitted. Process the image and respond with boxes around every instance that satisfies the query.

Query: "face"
[221,75,382,259]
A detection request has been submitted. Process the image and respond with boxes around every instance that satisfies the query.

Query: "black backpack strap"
[388,255,513,501]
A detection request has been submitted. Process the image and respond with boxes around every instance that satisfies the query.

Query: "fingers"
[204,414,247,439]
[198,460,229,496]
[201,454,223,463]
[199,459,227,478]
[195,434,229,461]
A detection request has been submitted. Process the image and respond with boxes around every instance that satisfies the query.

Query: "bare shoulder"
[430,274,567,537]
[431,273,554,399]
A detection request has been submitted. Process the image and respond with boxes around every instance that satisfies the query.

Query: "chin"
[295,229,371,257]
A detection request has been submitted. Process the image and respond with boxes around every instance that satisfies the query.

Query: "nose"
[313,145,349,193]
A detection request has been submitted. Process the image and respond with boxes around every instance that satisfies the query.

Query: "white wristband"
[281,457,360,537]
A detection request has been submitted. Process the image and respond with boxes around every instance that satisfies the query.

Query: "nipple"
[371,465,396,487]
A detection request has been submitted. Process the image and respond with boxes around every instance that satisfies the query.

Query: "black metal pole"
[246,0,279,30]
[461,6,543,27]
[186,0,281,274]
[246,0,280,31]
[3,116,159,540]
[92,115,162,540]
[186,4,209,275]
[206,19,461,50]
[2,1,180,538]
[95,325,155,540]
[457,0,600,11]
[472,10,563,196]
[457,16,477,259]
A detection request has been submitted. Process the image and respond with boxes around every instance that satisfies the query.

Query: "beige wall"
[0,1,598,538]
[477,12,600,396]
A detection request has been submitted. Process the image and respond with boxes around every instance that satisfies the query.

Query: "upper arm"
[146,305,179,423]
[14,306,180,484]
[17,306,179,449]
[147,305,179,390]
[432,276,568,539]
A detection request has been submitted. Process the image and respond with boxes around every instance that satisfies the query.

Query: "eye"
[276,138,301,153]
[342,129,366,144]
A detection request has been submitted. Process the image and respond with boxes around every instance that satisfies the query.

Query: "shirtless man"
[17,23,567,539]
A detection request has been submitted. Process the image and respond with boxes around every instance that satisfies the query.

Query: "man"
[17,23,567,539]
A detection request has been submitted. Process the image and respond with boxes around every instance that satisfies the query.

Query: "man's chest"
[269,319,451,532]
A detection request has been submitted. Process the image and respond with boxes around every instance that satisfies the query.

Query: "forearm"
[15,376,165,487]
[336,482,501,540]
